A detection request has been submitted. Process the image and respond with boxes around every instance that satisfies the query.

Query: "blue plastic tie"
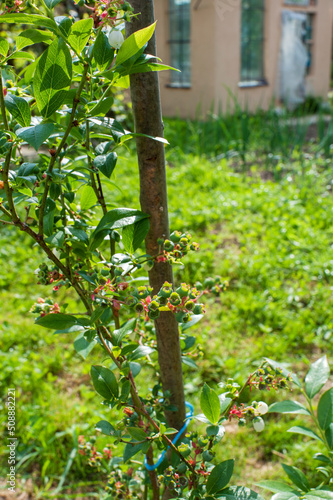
[144,401,194,471]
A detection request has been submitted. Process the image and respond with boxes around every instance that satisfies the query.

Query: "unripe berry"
[257,402,269,415]
[169,230,182,243]
[157,296,168,306]
[136,286,149,299]
[182,313,191,323]
[158,281,172,298]
[176,283,190,297]
[193,304,204,315]
[126,296,137,307]
[148,309,160,320]
[204,277,215,288]
[176,462,187,474]
[135,303,145,313]
[163,240,174,251]
[143,260,154,272]
[179,237,188,248]
[202,450,215,462]
[185,300,194,311]
[189,287,200,299]
[253,417,265,432]
[148,300,159,311]
[238,418,246,427]
[169,292,181,306]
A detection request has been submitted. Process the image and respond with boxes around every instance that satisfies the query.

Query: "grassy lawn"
[0,121,333,498]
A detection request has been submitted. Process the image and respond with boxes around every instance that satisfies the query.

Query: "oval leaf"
[33,38,72,118]
[80,185,97,211]
[122,218,150,253]
[91,365,118,400]
[93,32,114,71]
[206,459,234,494]
[95,420,116,436]
[116,22,156,66]
[317,388,333,431]
[36,313,80,330]
[287,426,323,442]
[268,401,311,416]
[68,18,93,54]
[281,464,310,492]
[305,356,330,399]
[16,29,54,50]
[93,151,117,179]
[5,94,31,127]
[200,383,221,424]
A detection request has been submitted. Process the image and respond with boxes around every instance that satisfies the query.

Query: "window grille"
[240,0,266,85]
[169,0,191,87]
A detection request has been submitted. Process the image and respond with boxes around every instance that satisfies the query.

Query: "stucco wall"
[154,0,333,118]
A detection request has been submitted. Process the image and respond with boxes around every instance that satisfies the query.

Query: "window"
[240,0,266,86]
[169,0,191,87]
[303,13,315,75]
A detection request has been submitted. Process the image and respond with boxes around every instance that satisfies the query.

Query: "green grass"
[1,131,333,497]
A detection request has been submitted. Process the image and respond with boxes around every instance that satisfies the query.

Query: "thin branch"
[38,64,89,236]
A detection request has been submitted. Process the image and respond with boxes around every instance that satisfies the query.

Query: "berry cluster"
[78,435,112,468]
[88,0,133,28]
[129,281,205,323]
[157,231,200,263]
[250,365,293,391]
[36,263,65,291]
[229,401,269,432]
[30,297,60,317]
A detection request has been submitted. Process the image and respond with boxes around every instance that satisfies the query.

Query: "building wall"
[154,0,333,118]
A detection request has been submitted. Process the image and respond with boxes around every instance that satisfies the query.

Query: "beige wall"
[154,0,333,118]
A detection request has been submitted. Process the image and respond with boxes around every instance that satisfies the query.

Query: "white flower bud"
[108,30,124,49]
[257,401,269,415]
[253,417,265,433]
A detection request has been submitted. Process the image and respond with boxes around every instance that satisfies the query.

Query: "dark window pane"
[240,0,265,83]
[169,0,191,86]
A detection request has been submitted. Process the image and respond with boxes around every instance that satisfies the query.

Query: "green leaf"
[129,345,154,361]
[206,459,234,494]
[122,218,150,253]
[88,96,114,117]
[181,357,198,369]
[217,486,265,500]
[90,208,149,250]
[43,198,56,236]
[16,29,54,50]
[36,313,81,330]
[304,492,333,500]
[55,16,73,37]
[0,13,57,30]
[93,152,117,179]
[123,442,145,463]
[91,365,118,400]
[271,493,300,500]
[5,94,31,127]
[45,230,65,248]
[112,318,136,346]
[67,227,89,244]
[0,37,9,57]
[68,18,93,54]
[116,22,156,67]
[268,401,311,416]
[287,426,323,442]
[93,32,114,71]
[305,356,330,399]
[17,162,39,182]
[257,481,299,494]
[200,383,221,424]
[281,464,310,492]
[16,123,55,151]
[325,423,333,449]
[10,51,35,61]
[44,0,63,9]
[80,185,97,211]
[127,427,148,441]
[95,420,116,436]
[74,332,97,359]
[128,62,179,75]
[317,388,333,430]
[34,38,72,118]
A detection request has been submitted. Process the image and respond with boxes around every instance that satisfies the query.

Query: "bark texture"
[126,0,186,430]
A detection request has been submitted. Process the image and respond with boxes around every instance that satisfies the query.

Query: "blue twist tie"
[144,401,194,471]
